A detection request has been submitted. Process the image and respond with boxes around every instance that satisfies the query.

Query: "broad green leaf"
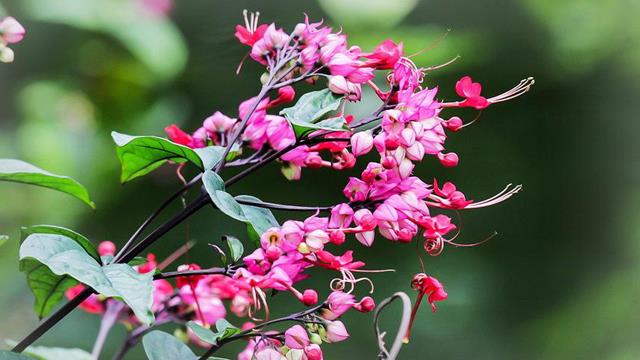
[0,159,94,209]
[0,351,36,360]
[186,319,241,346]
[203,172,280,241]
[20,233,154,324]
[143,331,197,360]
[0,235,8,248]
[186,321,218,345]
[235,195,280,236]
[21,225,101,262]
[20,259,79,320]
[280,89,346,136]
[112,132,224,182]
[19,225,100,318]
[202,170,246,222]
[223,236,244,263]
[18,343,93,360]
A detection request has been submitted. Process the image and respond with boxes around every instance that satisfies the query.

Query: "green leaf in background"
[223,236,244,263]
[235,195,280,238]
[280,89,346,136]
[142,331,197,360]
[186,319,241,346]
[4,342,94,360]
[0,351,36,359]
[112,132,224,182]
[19,233,155,324]
[203,172,280,243]
[0,235,8,248]
[19,225,100,319]
[0,159,95,209]
[20,0,187,82]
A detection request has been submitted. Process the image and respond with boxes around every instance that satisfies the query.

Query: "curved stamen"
[488,77,535,103]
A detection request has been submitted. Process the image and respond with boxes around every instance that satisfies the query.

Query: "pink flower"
[455,76,490,109]
[254,348,286,360]
[285,325,310,349]
[328,75,362,101]
[203,111,237,133]
[65,285,104,314]
[322,291,355,320]
[324,320,349,343]
[328,203,354,229]
[165,124,193,147]
[343,177,369,202]
[0,17,25,44]
[363,39,403,70]
[266,115,296,151]
[269,86,296,107]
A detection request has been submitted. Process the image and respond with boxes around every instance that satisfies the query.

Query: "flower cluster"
[0,16,25,63]
[67,11,532,359]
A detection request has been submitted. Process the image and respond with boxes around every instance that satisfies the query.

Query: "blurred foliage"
[0,0,638,359]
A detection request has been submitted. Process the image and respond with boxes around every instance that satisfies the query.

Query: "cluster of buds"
[0,17,25,63]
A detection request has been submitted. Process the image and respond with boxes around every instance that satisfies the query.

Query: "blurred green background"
[1,0,639,359]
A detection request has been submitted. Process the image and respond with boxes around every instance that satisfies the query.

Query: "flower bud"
[437,152,459,167]
[302,289,319,306]
[0,46,14,63]
[98,241,116,257]
[354,296,375,313]
[350,131,373,157]
[329,231,346,245]
[445,116,463,131]
[304,344,323,360]
[297,242,311,254]
[309,332,322,345]
[324,320,350,343]
[0,17,26,44]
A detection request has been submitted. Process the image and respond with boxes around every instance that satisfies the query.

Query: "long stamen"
[488,77,535,103]
[464,184,522,209]
[423,55,461,72]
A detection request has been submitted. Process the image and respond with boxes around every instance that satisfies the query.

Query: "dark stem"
[113,173,203,263]
[198,302,327,359]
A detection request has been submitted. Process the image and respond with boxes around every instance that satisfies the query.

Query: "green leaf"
[202,170,246,222]
[143,331,197,360]
[0,351,36,359]
[203,172,280,242]
[19,225,100,318]
[280,89,346,136]
[0,159,94,209]
[20,233,154,324]
[223,236,244,263]
[0,235,8,248]
[128,256,149,266]
[21,225,101,262]
[16,343,93,360]
[235,195,280,236]
[112,132,224,182]
[186,319,241,346]
[20,259,79,320]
